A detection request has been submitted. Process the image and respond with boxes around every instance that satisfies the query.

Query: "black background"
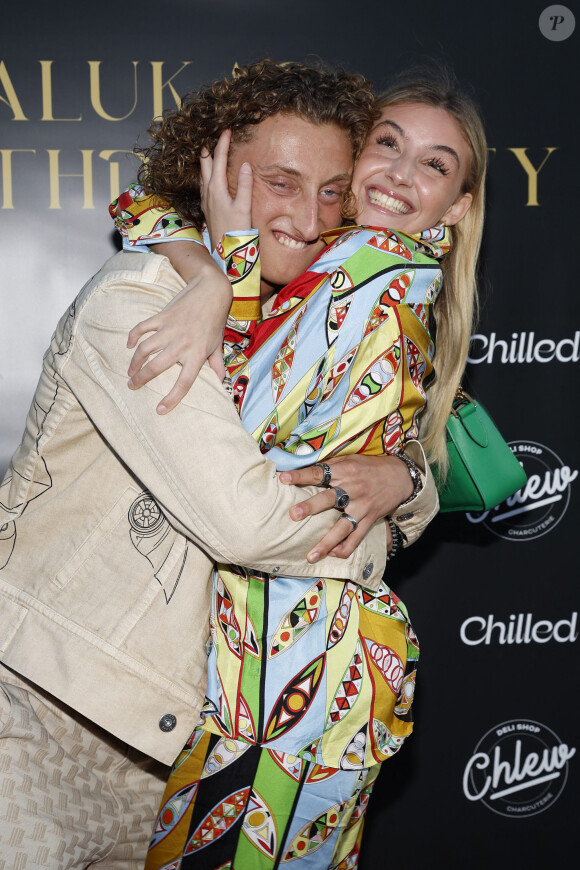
[1,2,578,865]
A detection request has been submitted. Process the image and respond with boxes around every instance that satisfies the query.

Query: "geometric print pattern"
[200,223,441,777]
[119,214,448,868]
[146,733,379,869]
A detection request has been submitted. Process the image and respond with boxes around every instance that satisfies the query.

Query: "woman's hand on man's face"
[201,129,254,249]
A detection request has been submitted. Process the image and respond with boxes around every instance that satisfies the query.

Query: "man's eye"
[320,188,341,199]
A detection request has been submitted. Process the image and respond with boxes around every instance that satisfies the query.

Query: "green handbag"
[436,389,528,512]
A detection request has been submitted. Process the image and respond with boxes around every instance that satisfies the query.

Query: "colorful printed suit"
[112,188,447,869]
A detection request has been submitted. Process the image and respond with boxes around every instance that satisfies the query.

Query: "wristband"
[386,516,404,562]
[395,450,423,505]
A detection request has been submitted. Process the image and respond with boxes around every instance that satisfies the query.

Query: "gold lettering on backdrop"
[41,61,82,122]
[99,149,143,201]
[89,62,139,121]
[48,150,94,208]
[151,61,192,119]
[0,62,28,120]
[1,149,36,208]
[508,147,558,206]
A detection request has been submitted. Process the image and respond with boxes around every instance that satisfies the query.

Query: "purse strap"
[450,386,474,416]
[448,387,489,448]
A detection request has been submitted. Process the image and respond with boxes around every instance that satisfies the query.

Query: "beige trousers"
[0,663,170,869]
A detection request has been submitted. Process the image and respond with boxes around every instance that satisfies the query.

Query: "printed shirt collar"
[320,224,451,259]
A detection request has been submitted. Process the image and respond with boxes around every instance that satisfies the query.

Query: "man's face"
[227,114,353,300]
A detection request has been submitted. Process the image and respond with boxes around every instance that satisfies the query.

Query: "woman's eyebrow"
[374,119,460,166]
[373,119,405,137]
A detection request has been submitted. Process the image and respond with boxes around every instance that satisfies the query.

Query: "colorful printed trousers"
[145,727,379,869]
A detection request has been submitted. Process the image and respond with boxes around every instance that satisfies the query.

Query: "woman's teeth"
[368,189,410,214]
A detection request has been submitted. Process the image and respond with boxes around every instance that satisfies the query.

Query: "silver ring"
[343,513,358,533]
[314,462,332,487]
[333,487,350,510]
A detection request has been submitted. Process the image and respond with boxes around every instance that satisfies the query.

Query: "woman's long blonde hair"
[376,76,488,477]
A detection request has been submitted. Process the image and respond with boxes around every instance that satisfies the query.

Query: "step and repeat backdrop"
[1,1,578,866]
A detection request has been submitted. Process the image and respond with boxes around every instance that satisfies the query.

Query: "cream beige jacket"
[0,252,438,764]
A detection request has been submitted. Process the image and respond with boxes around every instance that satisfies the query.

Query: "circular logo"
[466,441,577,541]
[129,492,165,535]
[463,719,576,817]
[539,5,576,40]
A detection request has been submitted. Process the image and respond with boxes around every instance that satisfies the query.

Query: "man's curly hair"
[137,59,377,229]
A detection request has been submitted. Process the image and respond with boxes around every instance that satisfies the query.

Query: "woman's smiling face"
[350,102,474,235]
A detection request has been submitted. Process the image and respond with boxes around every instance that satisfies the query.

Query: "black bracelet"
[386,516,404,562]
[395,451,423,505]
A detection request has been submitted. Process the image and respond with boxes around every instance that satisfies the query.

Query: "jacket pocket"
[53,487,137,589]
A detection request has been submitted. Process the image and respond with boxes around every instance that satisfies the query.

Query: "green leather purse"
[436,389,528,512]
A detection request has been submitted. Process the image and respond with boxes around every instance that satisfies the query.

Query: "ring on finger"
[333,487,350,510]
[342,512,358,533]
[314,462,332,487]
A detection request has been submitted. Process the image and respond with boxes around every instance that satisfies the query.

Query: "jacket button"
[159,713,177,732]
[362,562,373,580]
